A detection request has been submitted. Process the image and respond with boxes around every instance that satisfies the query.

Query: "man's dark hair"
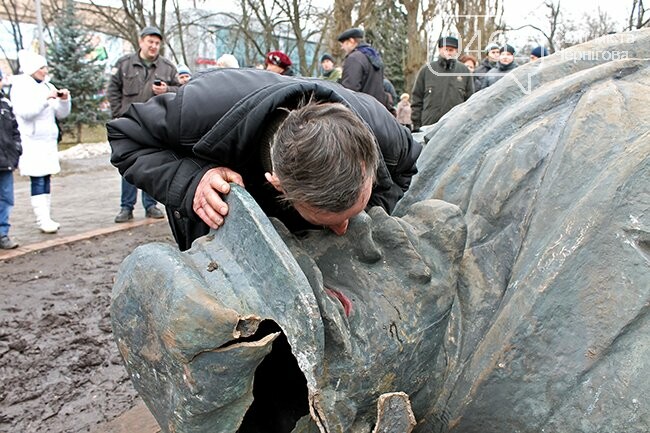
[271,102,379,213]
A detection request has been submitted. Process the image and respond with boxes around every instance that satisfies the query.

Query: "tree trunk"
[332,0,355,57]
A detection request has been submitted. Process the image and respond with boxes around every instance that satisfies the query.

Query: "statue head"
[111,186,466,432]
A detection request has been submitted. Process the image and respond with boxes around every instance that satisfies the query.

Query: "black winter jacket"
[0,91,22,171]
[108,68,421,250]
[341,44,388,107]
[480,61,519,90]
[411,58,474,129]
[473,57,495,92]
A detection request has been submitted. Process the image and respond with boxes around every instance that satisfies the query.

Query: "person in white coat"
[11,50,71,233]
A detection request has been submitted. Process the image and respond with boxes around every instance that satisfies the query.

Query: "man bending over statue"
[107,68,421,250]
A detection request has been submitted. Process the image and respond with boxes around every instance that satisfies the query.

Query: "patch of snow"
[58,142,111,160]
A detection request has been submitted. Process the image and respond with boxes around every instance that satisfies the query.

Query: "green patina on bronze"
[112,29,650,433]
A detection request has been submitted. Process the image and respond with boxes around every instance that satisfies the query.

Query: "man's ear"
[265,172,283,192]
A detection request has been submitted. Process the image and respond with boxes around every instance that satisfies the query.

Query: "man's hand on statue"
[193,167,245,229]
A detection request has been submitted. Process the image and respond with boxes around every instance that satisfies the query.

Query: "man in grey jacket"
[107,26,180,223]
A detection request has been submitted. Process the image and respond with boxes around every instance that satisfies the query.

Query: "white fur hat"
[18,50,47,76]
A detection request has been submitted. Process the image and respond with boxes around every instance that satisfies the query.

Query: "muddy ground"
[0,222,174,433]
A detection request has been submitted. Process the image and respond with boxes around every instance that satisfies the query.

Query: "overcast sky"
[502,0,631,29]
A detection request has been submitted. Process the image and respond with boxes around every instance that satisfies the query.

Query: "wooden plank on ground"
[0,219,165,261]
[90,402,160,433]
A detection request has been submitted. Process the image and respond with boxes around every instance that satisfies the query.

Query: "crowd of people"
[0,24,550,250]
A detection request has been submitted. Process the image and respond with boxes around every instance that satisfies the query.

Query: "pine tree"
[365,0,408,96]
[48,0,108,143]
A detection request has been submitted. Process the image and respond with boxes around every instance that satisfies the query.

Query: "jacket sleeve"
[107,66,123,118]
[11,109,21,151]
[410,67,425,129]
[107,93,217,249]
[52,97,71,119]
[480,69,495,90]
[11,79,49,121]
[350,92,422,213]
[161,61,181,94]
[465,75,475,100]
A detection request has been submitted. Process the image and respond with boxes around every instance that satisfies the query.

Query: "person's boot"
[0,235,18,249]
[145,205,165,219]
[30,194,58,233]
[44,194,60,230]
[115,207,134,223]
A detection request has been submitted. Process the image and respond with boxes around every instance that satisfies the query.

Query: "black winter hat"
[438,36,459,49]
[500,44,516,55]
[530,46,549,58]
[320,53,335,63]
[337,28,364,42]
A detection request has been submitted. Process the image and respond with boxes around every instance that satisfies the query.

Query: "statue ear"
[265,172,283,192]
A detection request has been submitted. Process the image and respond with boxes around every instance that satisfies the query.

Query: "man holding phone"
[107,26,180,223]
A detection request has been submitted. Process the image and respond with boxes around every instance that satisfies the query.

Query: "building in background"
[0,1,323,79]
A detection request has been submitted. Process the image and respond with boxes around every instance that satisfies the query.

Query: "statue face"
[271,201,466,430]
[112,188,466,433]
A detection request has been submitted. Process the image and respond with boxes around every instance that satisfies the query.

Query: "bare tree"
[276,0,331,75]
[218,0,288,67]
[452,0,504,54]
[0,0,30,73]
[507,0,570,52]
[399,0,436,97]
[273,0,330,75]
[330,0,358,59]
[355,0,375,27]
[581,7,619,41]
[170,0,188,65]
[76,0,169,54]
[72,0,228,66]
[164,4,225,67]
[214,0,329,74]
[628,0,650,29]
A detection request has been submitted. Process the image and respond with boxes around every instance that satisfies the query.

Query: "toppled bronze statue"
[112,29,650,433]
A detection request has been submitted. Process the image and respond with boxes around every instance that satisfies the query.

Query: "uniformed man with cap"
[107,26,181,224]
[410,36,474,130]
[337,27,389,107]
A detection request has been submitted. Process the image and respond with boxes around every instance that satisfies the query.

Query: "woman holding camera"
[11,50,71,233]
